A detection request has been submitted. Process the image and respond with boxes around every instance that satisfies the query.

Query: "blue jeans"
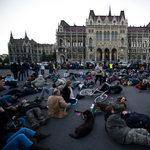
[24,69,29,77]
[49,69,53,74]
[41,70,45,76]
[40,87,54,98]
[2,128,35,150]
[72,83,80,89]
[35,70,38,76]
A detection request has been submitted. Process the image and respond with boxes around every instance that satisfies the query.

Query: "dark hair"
[105,106,113,113]
[121,112,130,119]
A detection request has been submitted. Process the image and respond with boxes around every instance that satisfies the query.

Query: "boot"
[34,131,51,141]
[29,143,50,150]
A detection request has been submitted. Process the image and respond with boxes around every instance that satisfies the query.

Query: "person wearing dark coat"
[62,80,77,104]
[12,100,50,130]
[121,111,150,133]
[105,106,150,147]
[10,62,18,79]
[17,63,25,81]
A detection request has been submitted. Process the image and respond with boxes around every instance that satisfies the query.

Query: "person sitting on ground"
[100,81,122,94]
[62,80,77,104]
[64,71,69,78]
[121,110,150,133]
[47,89,71,118]
[69,71,76,81]
[4,74,18,88]
[106,74,112,83]
[0,94,20,108]
[92,96,127,113]
[12,99,50,130]
[120,76,128,86]
[86,72,92,81]
[138,78,150,93]
[86,70,91,76]
[31,75,45,88]
[24,75,36,88]
[104,106,150,147]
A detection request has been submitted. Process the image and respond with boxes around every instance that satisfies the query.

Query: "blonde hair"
[65,80,72,87]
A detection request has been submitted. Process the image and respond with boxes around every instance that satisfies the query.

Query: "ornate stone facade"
[56,10,150,63]
[8,32,53,62]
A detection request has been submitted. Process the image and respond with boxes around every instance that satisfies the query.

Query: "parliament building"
[8,9,150,63]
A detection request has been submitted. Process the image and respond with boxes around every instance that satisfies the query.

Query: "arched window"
[104,31,106,40]
[115,31,117,39]
[96,31,99,39]
[100,31,102,39]
[107,31,110,39]
[90,21,92,25]
[111,31,114,39]
[89,38,92,47]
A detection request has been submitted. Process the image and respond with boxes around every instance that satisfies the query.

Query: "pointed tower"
[25,31,28,39]
[109,5,111,16]
[10,31,13,43]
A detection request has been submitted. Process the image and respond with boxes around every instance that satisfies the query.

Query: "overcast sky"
[0,0,150,55]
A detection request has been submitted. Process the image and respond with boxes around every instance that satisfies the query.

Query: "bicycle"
[79,86,108,102]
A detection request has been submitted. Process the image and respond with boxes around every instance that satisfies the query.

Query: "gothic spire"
[109,5,111,16]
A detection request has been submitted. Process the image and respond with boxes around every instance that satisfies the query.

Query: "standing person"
[55,62,58,71]
[53,62,56,74]
[33,63,39,76]
[10,62,18,79]
[17,62,24,81]
[62,80,77,104]
[109,62,113,75]
[66,62,70,71]
[72,62,75,70]
[105,106,150,147]
[95,62,103,85]
[22,60,29,77]
[40,63,45,76]
[48,61,53,74]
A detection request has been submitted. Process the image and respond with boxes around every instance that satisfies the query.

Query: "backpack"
[4,119,23,132]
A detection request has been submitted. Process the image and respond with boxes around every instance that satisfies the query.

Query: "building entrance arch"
[97,48,102,61]
[60,55,65,63]
[104,49,109,61]
[112,49,117,61]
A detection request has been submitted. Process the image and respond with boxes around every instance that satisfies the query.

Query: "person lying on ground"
[0,94,20,108]
[12,99,50,130]
[121,110,150,133]
[92,96,127,113]
[105,106,150,147]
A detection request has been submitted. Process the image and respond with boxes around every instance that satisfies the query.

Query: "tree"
[0,58,2,62]
[2,56,9,66]
[40,50,47,61]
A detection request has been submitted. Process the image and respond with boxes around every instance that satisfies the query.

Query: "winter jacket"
[62,86,70,103]
[31,77,44,87]
[125,112,150,129]
[95,65,103,75]
[105,114,131,144]
[47,95,68,118]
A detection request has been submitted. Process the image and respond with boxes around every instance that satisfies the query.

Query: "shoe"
[78,86,80,90]
[138,89,141,93]
[40,117,51,125]
[30,123,40,130]
[39,97,44,100]
[29,143,50,150]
